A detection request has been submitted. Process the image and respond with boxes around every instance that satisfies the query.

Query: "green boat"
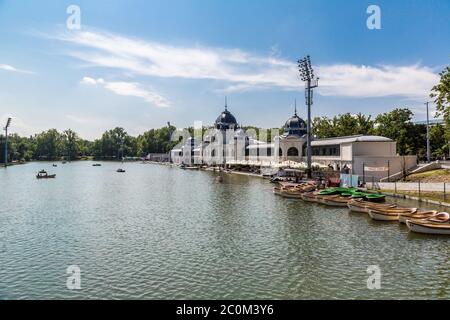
[365,194,386,202]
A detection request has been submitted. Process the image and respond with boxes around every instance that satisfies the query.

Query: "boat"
[52,164,57,167]
[365,193,386,202]
[92,163,102,167]
[398,210,438,224]
[406,213,450,235]
[320,196,351,207]
[368,208,417,221]
[116,168,126,173]
[347,199,396,213]
[36,170,56,179]
[301,192,319,203]
[280,190,304,199]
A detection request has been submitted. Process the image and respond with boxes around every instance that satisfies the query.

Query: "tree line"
[0,126,178,162]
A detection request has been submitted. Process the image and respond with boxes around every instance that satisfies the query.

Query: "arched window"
[287,147,299,157]
[279,148,283,156]
[211,149,216,157]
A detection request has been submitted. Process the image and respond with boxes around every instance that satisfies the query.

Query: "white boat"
[398,210,438,224]
[347,200,396,213]
[406,219,450,235]
[301,192,319,203]
[368,208,417,221]
[320,196,350,207]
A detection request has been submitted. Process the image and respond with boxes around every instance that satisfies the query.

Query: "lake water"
[0,161,449,299]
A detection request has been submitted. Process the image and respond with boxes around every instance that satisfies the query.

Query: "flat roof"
[311,135,393,146]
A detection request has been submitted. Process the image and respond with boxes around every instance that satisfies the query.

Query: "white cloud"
[0,114,38,136]
[54,28,438,100]
[0,64,34,74]
[317,64,439,100]
[80,76,170,107]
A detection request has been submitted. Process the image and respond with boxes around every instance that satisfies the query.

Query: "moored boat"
[301,192,319,203]
[406,214,450,235]
[320,196,350,207]
[368,207,417,221]
[399,210,438,224]
[116,168,126,173]
[347,199,396,213]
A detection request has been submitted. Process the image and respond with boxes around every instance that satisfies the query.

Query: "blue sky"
[0,0,449,139]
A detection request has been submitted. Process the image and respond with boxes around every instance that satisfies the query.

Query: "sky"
[0,0,449,140]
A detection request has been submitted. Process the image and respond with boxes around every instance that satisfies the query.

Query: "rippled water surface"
[0,162,449,299]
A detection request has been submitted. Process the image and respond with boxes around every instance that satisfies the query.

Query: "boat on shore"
[368,208,417,221]
[36,170,56,179]
[399,210,438,224]
[406,213,450,235]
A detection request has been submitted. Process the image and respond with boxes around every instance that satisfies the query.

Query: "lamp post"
[3,117,12,168]
[298,55,319,178]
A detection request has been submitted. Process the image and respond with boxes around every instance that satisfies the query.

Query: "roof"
[311,135,393,146]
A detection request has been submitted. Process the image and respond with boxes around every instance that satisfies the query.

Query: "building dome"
[283,112,307,136]
[215,105,238,130]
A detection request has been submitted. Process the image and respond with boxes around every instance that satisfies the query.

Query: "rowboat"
[399,210,438,224]
[301,192,319,203]
[368,208,417,221]
[278,187,305,199]
[406,213,450,235]
[36,170,56,179]
[365,194,386,202]
[347,199,396,213]
[320,196,350,207]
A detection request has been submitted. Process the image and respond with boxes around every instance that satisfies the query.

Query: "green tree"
[431,66,450,126]
[34,129,63,160]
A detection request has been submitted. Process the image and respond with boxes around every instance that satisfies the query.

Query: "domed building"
[215,105,238,130]
[275,104,307,162]
[170,100,418,181]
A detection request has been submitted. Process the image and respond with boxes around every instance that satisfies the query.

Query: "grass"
[405,169,450,183]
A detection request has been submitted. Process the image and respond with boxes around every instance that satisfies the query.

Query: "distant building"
[170,102,417,179]
[145,153,169,162]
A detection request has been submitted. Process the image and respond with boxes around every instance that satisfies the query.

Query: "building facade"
[170,104,417,179]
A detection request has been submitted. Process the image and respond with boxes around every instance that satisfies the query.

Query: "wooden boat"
[320,196,350,207]
[52,164,57,167]
[36,170,56,179]
[398,210,438,224]
[116,168,126,173]
[406,213,450,235]
[301,192,319,203]
[368,207,417,221]
[92,163,102,167]
[347,199,396,213]
[280,190,304,199]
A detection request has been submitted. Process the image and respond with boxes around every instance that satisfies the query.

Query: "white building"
[170,103,417,179]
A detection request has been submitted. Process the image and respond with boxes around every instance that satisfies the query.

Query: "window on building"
[287,147,299,157]
[279,148,283,156]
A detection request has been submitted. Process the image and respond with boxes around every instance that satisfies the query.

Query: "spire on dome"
[294,98,297,116]
[225,96,228,111]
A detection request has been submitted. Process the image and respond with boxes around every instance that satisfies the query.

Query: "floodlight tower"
[298,55,319,178]
[3,117,11,168]
[425,101,431,163]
